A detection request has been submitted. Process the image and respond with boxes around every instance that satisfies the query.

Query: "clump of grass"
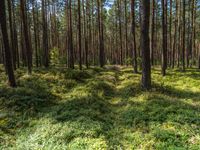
[64,69,92,82]
[87,80,116,97]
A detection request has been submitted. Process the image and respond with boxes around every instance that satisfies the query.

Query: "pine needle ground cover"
[0,66,200,149]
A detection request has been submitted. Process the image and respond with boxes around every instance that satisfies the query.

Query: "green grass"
[0,65,200,150]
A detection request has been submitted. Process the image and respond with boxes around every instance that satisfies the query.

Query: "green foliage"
[0,66,200,149]
[137,57,142,70]
[125,57,132,66]
[50,47,59,66]
[50,47,67,66]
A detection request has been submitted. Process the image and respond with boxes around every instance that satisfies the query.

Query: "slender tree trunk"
[182,0,186,71]
[12,0,19,68]
[118,0,123,65]
[162,0,168,76]
[151,0,155,66]
[42,0,49,67]
[169,0,172,67]
[86,0,90,68]
[67,0,74,69]
[191,0,196,67]
[20,0,32,74]
[7,0,16,70]
[124,0,128,64]
[177,0,181,68]
[141,0,151,89]
[131,0,138,73]
[172,0,178,68]
[187,1,191,68]
[0,0,16,87]
[32,0,39,67]
[97,0,105,67]
[78,0,82,70]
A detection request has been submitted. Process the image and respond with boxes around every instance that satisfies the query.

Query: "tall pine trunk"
[131,0,138,73]
[0,0,16,87]
[141,0,151,89]
[20,0,32,74]
[162,0,168,76]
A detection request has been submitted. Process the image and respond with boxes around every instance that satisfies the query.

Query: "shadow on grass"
[122,94,200,125]
[0,76,60,135]
[0,67,118,145]
[0,77,58,113]
[0,68,99,137]
[50,75,200,148]
[153,83,200,102]
[1,67,200,149]
[118,85,200,148]
[52,94,127,148]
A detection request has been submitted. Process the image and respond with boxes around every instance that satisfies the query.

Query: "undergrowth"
[0,66,200,149]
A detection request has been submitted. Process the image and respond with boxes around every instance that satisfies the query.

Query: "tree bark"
[172,0,178,68]
[131,0,138,73]
[141,0,151,89]
[0,0,16,87]
[42,0,49,67]
[182,0,186,71]
[97,0,105,67]
[151,0,155,66]
[78,0,82,70]
[162,0,168,76]
[20,0,32,74]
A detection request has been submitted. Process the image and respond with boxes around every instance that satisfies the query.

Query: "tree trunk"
[42,0,49,67]
[12,0,19,68]
[172,0,178,68]
[117,0,123,65]
[0,0,16,87]
[124,0,128,64]
[20,0,32,74]
[169,0,172,67]
[78,0,82,70]
[7,0,16,70]
[32,0,39,67]
[67,0,74,69]
[131,0,138,73]
[151,0,155,66]
[97,0,105,67]
[162,0,168,76]
[141,0,151,89]
[182,0,186,71]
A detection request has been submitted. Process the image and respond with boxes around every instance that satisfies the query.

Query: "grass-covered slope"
[0,66,200,149]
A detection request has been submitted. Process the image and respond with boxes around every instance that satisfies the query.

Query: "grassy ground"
[0,65,200,150]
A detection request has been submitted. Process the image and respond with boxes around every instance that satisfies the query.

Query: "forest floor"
[0,65,200,150]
